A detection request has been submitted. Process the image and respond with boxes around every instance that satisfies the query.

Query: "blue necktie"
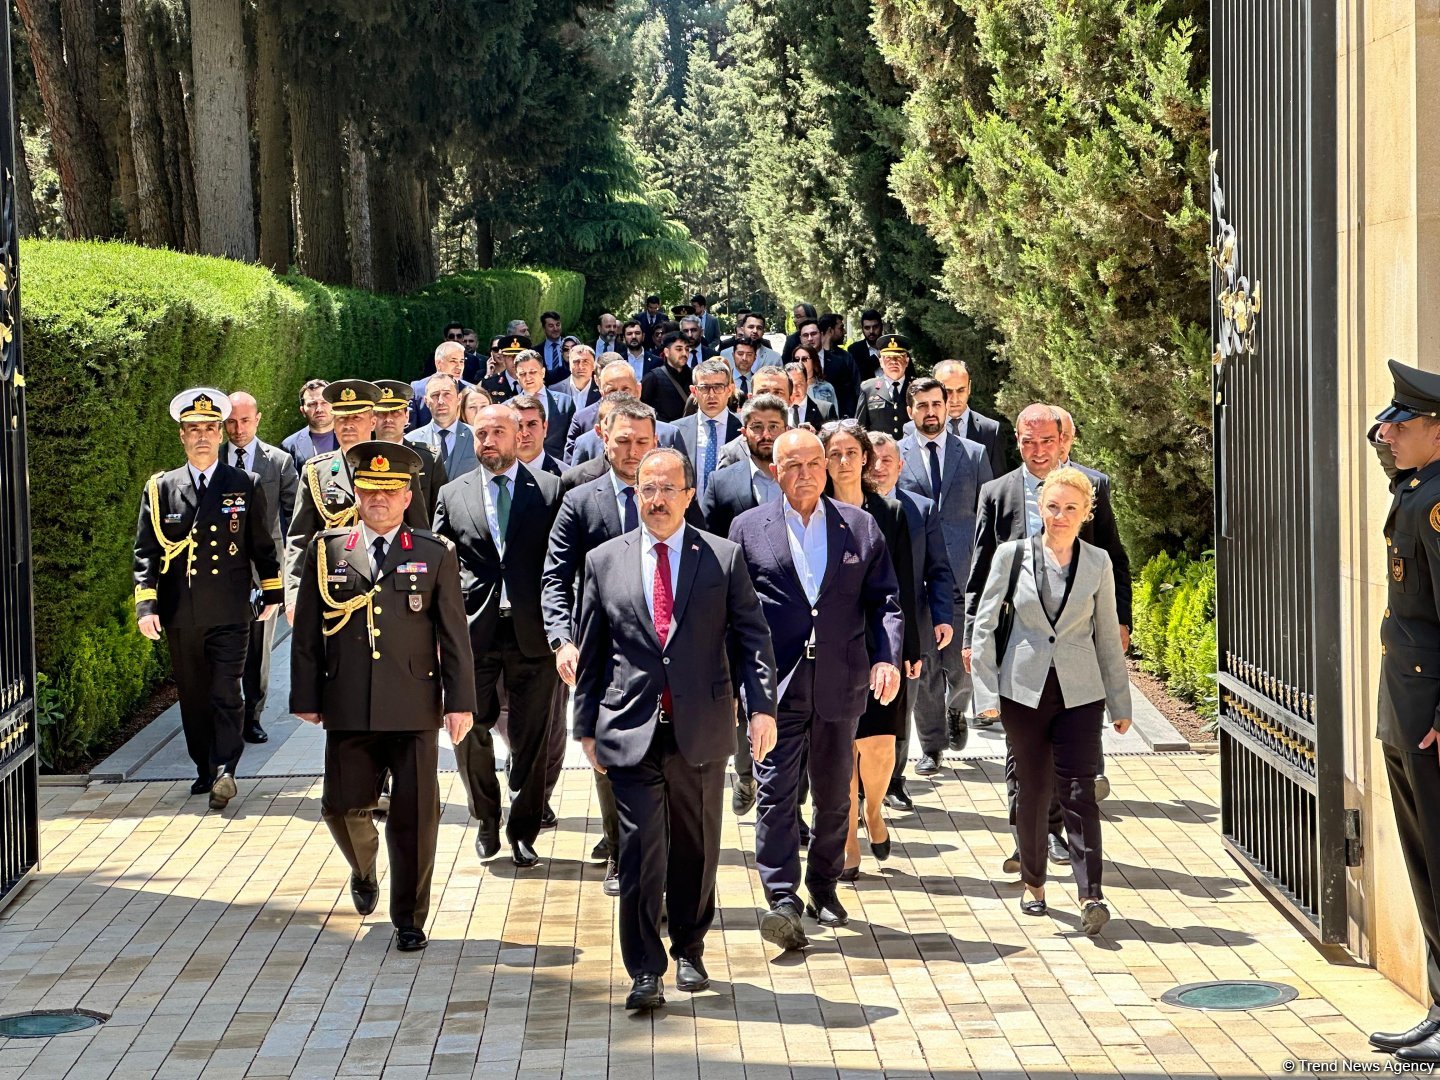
[438,428,451,467]
[622,486,638,532]
[927,441,942,502]
[703,419,718,490]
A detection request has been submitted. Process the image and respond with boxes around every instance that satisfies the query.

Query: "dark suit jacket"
[432,464,564,658]
[133,463,282,627]
[819,348,861,418]
[964,465,1132,642]
[727,496,903,722]
[289,525,476,730]
[567,422,683,468]
[848,339,881,381]
[641,363,693,423]
[573,526,778,767]
[904,408,1005,478]
[538,388,577,460]
[240,438,299,542]
[529,454,564,477]
[536,338,571,384]
[480,373,521,404]
[897,432,993,608]
[855,376,913,439]
[560,455,609,493]
[893,488,955,639]
[407,376,473,430]
[699,458,762,540]
[635,310,666,341]
[863,492,921,666]
[672,412,743,483]
[405,438,449,517]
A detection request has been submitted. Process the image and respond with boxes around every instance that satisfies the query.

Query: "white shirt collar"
[917,430,946,449]
[1023,466,1045,486]
[951,407,971,427]
[784,497,825,528]
[610,469,636,497]
[188,460,218,485]
[484,460,521,486]
[641,525,686,559]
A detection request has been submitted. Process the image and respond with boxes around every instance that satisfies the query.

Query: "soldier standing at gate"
[1368,358,1440,1064]
[290,441,475,952]
[133,388,283,811]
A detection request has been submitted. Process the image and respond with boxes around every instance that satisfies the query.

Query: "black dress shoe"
[242,722,269,744]
[190,776,213,796]
[395,927,428,952]
[759,901,808,951]
[675,956,709,992]
[1397,1031,1440,1063]
[798,820,811,848]
[540,805,557,829]
[512,840,540,867]
[1002,850,1021,875]
[883,779,914,811]
[1046,833,1071,865]
[602,858,620,897]
[731,776,757,815]
[973,713,995,729]
[805,890,849,927]
[914,754,940,776]
[350,872,379,916]
[1372,1018,1440,1052]
[208,768,237,811]
[839,866,860,883]
[1019,896,1048,916]
[625,973,665,1011]
[947,710,969,752]
[475,822,501,860]
[1094,774,1111,801]
[870,837,891,862]
[591,838,611,861]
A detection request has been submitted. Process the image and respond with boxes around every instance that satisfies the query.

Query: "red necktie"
[653,542,674,714]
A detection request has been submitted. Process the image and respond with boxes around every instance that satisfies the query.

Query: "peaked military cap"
[497,334,532,354]
[170,387,231,423]
[1377,358,1440,423]
[373,379,413,413]
[877,334,911,355]
[346,440,421,492]
[324,379,381,416]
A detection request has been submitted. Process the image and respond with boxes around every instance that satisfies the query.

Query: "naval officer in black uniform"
[1369,359,1440,1063]
[290,441,476,952]
[133,388,283,810]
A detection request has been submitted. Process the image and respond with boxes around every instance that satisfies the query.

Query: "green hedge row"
[21,239,582,768]
[1131,551,1218,721]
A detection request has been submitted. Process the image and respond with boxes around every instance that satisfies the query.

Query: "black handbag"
[993,542,1026,663]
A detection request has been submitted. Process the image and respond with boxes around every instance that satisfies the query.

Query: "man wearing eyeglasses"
[673,359,741,502]
[574,446,777,1010]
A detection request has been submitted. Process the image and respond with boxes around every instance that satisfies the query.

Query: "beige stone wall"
[1336,0,1435,1007]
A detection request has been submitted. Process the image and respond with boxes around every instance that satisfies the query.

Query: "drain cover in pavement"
[1160,980,1298,1011]
[0,1010,107,1038]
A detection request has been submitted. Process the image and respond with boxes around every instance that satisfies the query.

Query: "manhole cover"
[0,1010,107,1038]
[1160,980,1298,1011]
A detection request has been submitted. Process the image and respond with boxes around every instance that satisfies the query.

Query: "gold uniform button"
[372,629,380,636]
[211,540,218,548]
[427,670,434,677]
[211,569,219,575]
[211,525,218,532]
[1382,644,1388,655]
[372,651,381,660]
[373,607,382,615]
[1418,666,1425,673]
[410,574,418,582]
[1385,608,1391,618]
[212,555,219,561]
[1387,535,1392,545]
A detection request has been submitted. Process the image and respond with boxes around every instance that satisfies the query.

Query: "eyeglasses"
[693,382,731,394]
[745,423,786,436]
[445,333,463,341]
[638,484,690,500]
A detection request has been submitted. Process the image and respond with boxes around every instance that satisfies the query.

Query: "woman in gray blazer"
[971,466,1131,935]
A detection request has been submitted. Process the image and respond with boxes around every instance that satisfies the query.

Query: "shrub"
[1130,550,1217,718]
[21,239,582,769]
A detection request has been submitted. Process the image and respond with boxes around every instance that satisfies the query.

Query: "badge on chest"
[1392,556,1405,583]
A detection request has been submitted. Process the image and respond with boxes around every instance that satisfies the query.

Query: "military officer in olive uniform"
[372,379,449,516]
[1368,358,1440,1064]
[285,379,430,616]
[134,388,283,810]
[290,441,476,952]
[854,335,915,440]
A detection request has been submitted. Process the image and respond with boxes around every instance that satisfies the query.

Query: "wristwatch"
[550,637,569,653]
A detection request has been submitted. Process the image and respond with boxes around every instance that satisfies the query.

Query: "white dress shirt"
[482,461,522,608]
[949,407,971,439]
[749,458,781,506]
[610,469,638,530]
[916,431,946,486]
[784,498,827,604]
[626,350,648,383]
[640,526,686,639]
[1023,467,1045,538]
[694,410,731,496]
[358,521,402,578]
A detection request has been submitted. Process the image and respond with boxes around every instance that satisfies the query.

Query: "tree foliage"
[874,0,1212,555]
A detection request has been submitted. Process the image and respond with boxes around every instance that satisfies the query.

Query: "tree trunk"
[177,69,202,249]
[344,121,372,290]
[253,0,289,272]
[189,0,256,259]
[58,0,120,218]
[368,160,398,294]
[157,65,200,250]
[289,67,349,284]
[112,100,141,240]
[11,116,38,239]
[119,0,176,247]
[393,171,430,294]
[471,156,493,269]
[14,0,114,237]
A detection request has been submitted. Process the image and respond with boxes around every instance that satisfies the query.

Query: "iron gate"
[0,4,39,914]
[1211,0,1345,941]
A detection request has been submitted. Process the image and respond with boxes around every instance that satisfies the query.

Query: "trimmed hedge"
[21,240,582,768]
[1131,551,1218,720]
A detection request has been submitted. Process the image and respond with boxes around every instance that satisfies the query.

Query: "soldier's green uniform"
[373,378,449,516]
[289,441,475,952]
[1368,358,1440,1061]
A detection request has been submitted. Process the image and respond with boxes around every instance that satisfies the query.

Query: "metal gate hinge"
[1344,808,1363,867]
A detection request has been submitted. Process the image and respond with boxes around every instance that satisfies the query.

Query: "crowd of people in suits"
[130,296,1135,1009]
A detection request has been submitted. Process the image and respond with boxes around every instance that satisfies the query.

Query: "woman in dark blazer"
[971,466,1131,935]
[818,420,921,880]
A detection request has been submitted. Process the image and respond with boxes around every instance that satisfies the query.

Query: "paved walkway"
[0,753,1422,1078]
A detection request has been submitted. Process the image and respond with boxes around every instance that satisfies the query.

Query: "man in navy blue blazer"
[409,342,473,430]
[727,429,903,951]
[513,350,577,461]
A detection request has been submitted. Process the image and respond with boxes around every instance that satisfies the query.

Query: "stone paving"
[0,752,1423,1078]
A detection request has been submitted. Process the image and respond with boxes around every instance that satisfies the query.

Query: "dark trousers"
[167,624,248,780]
[1001,670,1105,898]
[454,619,558,845]
[734,706,754,781]
[895,636,969,777]
[1384,744,1440,1013]
[608,722,725,978]
[242,615,275,728]
[753,659,855,905]
[541,682,569,806]
[321,728,440,930]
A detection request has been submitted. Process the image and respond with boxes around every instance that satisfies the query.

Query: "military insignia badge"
[408,594,423,612]
[1429,503,1440,532]
[1392,556,1405,583]
[228,542,238,556]
[371,455,390,472]
[341,387,357,402]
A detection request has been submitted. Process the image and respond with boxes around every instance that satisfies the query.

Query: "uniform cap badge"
[1430,503,1440,533]
[370,456,390,472]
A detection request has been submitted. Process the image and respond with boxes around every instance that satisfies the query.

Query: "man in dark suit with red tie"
[575,447,777,1010]
[727,429,903,951]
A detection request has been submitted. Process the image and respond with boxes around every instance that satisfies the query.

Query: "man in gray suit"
[226,391,298,743]
[901,360,1006,477]
[409,375,478,479]
[575,447,777,1009]
[896,377,993,773]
